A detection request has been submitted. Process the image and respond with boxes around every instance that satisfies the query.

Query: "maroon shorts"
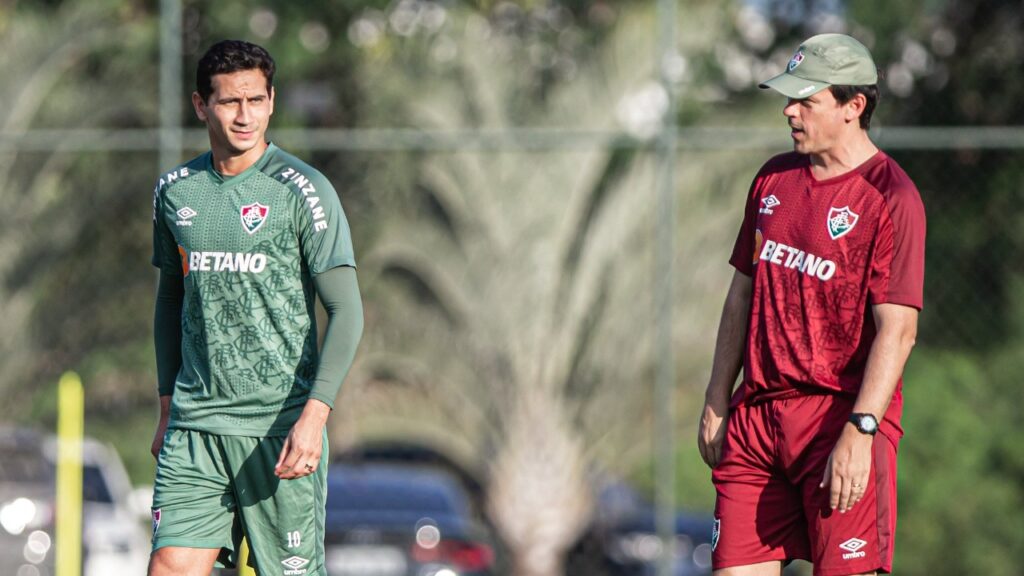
[711,394,901,576]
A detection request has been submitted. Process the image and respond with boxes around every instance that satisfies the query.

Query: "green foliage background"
[1,0,1022,574]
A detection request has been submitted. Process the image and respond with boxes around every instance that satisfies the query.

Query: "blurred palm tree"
[331,4,757,574]
[0,0,154,413]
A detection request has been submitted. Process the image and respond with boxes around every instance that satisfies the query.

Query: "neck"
[211,141,269,177]
[809,129,878,180]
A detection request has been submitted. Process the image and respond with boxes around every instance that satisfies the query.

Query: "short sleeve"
[869,186,926,309]
[728,176,762,277]
[297,177,356,275]
[151,183,182,275]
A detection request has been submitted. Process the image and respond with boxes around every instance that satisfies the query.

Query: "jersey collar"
[206,142,278,187]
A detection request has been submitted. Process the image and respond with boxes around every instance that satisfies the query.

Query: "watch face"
[859,415,878,432]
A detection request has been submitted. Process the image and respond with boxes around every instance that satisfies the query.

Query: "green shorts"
[151,428,328,575]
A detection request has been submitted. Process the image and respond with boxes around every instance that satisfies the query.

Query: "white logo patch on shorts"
[281,555,310,575]
[712,518,721,551]
[839,537,867,560]
[151,508,161,534]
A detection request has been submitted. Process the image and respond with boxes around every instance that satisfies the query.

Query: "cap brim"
[759,72,829,99]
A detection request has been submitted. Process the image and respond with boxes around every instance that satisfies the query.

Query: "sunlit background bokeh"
[0,1,1022,575]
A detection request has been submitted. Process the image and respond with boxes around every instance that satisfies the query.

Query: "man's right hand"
[698,398,729,468]
[151,395,172,459]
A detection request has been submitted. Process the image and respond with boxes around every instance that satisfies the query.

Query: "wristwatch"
[849,413,879,435]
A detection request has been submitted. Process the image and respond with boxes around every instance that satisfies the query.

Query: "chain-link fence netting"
[2,1,1024,575]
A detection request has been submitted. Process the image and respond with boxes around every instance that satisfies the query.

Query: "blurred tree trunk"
[337,3,752,573]
[488,387,591,576]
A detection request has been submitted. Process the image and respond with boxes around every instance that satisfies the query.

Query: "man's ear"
[844,93,867,124]
[192,91,208,122]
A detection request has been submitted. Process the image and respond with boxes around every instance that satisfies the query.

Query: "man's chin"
[226,138,263,155]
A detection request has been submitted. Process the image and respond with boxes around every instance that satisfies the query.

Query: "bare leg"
[714,560,784,576]
[148,546,221,576]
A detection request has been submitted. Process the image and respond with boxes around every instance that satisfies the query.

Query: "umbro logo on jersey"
[241,202,270,234]
[760,195,781,215]
[828,206,859,240]
[839,537,867,560]
[176,206,197,226]
[281,555,310,575]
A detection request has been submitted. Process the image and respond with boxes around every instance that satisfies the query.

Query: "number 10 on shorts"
[287,531,301,548]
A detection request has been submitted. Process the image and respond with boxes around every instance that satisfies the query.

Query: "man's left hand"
[275,399,331,479]
[820,423,874,513]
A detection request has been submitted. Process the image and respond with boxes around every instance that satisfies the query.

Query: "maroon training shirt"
[729,150,926,425]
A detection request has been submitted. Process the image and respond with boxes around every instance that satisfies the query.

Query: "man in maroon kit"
[697,34,925,576]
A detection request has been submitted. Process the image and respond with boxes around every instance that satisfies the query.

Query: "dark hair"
[829,84,880,130]
[196,40,275,102]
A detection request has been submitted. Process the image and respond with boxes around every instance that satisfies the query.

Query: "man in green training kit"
[148,40,363,576]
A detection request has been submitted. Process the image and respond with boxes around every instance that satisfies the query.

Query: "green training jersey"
[151,143,356,436]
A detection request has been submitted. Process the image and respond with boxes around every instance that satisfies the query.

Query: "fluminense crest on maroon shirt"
[827,206,859,240]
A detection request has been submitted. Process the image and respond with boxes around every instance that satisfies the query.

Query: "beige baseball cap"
[759,33,878,99]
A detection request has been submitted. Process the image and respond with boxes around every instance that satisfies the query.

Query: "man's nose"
[237,100,252,124]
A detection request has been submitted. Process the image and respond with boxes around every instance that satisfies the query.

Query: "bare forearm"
[299,398,332,428]
[158,395,171,416]
[705,271,752,404]
[853,304,918,419]
[151,395,173,458]
[698,271,751,468]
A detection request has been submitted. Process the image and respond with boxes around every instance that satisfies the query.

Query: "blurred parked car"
[0,427,149,576]
[324,463,496,576]
[568,477,714,576]
[335,441,487,509]
[597,510,714,576]
[42,436,151,576]
[0,427,56,576]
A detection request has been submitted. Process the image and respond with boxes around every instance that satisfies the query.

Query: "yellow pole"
[56,371,84,576]
[239,537,257,575]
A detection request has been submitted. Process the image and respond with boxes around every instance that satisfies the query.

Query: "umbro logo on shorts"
[281,555,310,575]
[839,537,867,560]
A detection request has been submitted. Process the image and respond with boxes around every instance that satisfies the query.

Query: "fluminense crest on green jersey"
[241,202,270,234]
